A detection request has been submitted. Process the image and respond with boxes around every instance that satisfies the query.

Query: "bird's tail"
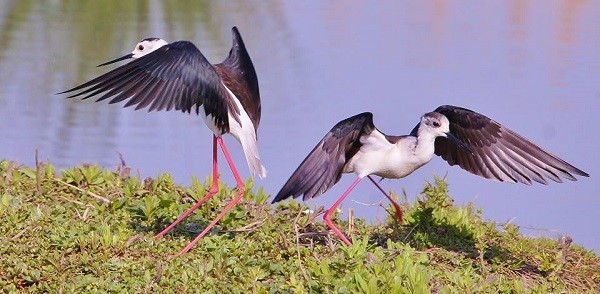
[238,133,267,179]
[224,89,267,179]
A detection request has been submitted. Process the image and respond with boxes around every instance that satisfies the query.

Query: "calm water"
[1,1,598,251]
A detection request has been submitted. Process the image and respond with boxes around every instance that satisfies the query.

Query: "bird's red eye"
[138,45,144,50]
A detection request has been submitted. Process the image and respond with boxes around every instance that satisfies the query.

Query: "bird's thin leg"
[154,135,220,239]
[367,175,403,223]
[173,136,246,257]
[323,177,363,246]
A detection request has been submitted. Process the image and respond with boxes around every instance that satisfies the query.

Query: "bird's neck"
[413,126,437,159]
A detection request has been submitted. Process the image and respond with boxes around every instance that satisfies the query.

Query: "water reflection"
[0,1,598,252]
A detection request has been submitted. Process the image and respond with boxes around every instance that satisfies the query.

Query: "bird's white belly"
[346,149,425,179]
[344,133,433,179]
[199,107,224,136]
[200,114,223,136]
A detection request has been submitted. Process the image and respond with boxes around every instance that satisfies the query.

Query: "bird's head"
[420,112,473,153]
[97,38,168,67]
[131,38,169,58]
[420,112,450,135]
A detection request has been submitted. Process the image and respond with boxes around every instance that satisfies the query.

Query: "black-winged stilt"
[59,27,266,256]
[272,106,588,245]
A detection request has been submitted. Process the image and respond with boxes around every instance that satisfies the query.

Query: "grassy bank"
[0,160,598,293]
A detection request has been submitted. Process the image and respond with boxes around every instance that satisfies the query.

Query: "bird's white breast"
[344,131,435,179]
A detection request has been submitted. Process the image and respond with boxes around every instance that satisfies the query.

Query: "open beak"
[97,53,133,67]
[446,132,474,154]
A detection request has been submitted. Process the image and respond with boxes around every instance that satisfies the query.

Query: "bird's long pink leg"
[154,135,220,239]
[367,175,403,223]
[323,177,363,246]
[173,136,246,257]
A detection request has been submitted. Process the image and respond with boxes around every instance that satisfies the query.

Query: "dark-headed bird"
[272,106,588,245]
[59,27,266,256]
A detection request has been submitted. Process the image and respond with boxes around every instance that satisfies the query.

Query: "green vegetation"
[1,160,598,293]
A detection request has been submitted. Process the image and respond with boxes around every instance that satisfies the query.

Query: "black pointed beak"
[97,53,133,67]
[446,132,474,154]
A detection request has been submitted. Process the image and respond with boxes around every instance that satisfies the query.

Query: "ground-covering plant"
[1,160,598,293]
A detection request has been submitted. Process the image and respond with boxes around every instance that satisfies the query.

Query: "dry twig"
[54,178,110,204]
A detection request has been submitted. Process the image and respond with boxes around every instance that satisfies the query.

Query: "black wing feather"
[59,41,234,133]
[434,105,589,184]
[272,112,376,203]
[214,27,260,132]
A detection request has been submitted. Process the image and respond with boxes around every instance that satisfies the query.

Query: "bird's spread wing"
[434,105,589,184]
[272,112,375,203]
[59,41,234,133]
